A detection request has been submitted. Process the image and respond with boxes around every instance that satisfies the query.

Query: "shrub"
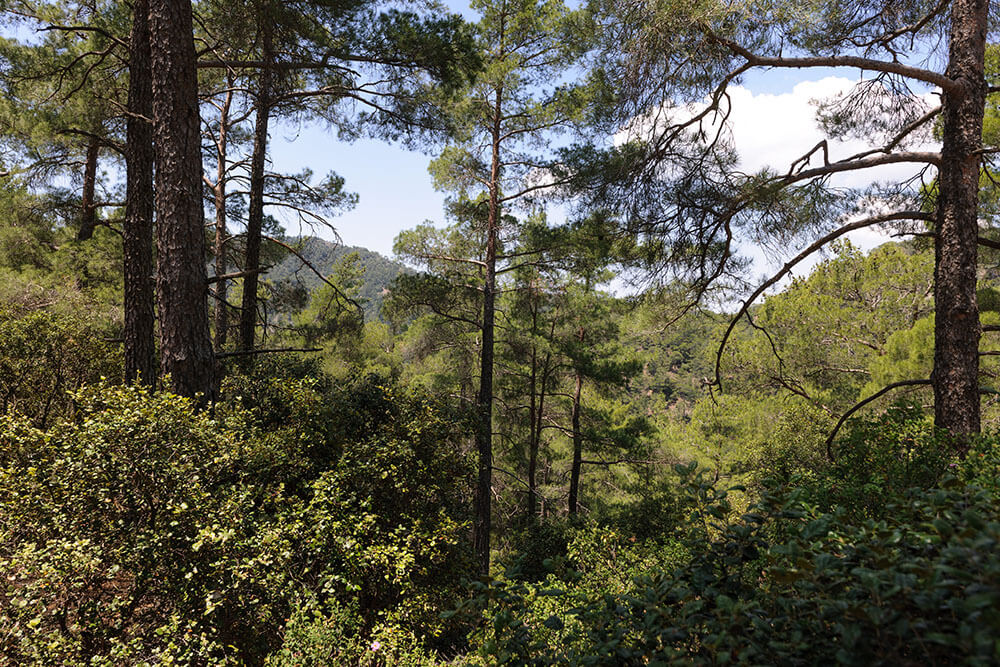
[811,404,953,520]
[0,307,119,428]
[466,462,1000,665]
[0,384,273,663]
[0,376,477,664]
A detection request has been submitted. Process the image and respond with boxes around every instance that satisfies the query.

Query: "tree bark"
[933,0,988,443]
[77,136,100,241]
[238,19,273,353]
[123,0,155,386]
[527,335,539,520]
[527,327,552,520]
[148,0,214,401]
[568,327,584,515]
[474,85,504,576]
[213,83,234,351]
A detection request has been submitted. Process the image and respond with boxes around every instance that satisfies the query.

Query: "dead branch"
[263,235,362,317]
[714,210,934,391]
[217,347,322,359]
[825,379,932,461]
[206,265,273,284]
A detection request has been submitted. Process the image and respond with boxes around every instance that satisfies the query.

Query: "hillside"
[265,237,409,321]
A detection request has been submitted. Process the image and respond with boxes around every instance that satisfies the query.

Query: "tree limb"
[206,266,273,284]
[217,347,322,359]
[709,32,961,94]
[715,210,934,391]
[825,379,932,461]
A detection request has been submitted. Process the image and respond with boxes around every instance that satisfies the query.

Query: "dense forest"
[1,0,1000,663]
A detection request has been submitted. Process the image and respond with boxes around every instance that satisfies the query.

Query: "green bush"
[0,384,272,664]
[0,307,119,428]
[960,431,1000,499]
[811,404,953,520]
[466,460,1000,665]
[501,519,575,582]
[0,374,477,664]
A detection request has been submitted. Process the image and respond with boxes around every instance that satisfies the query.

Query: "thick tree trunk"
[123,0,155,386]
[148,0,214,401]
[933,0,988,444]
[77,137,100,241]
[213,85,233,351]
[238,20,273,353]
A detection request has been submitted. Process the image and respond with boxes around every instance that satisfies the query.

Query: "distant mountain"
[265,237,409,321]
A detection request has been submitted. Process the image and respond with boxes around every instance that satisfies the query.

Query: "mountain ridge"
[265,236,409,321]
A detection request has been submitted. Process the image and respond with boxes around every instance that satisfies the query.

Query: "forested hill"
[266,237,409,321]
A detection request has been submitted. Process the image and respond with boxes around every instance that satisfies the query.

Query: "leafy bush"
[0,307,119,427]
[465,461,1000,665]
[0,373,477,664]
[811,404,953,520]
[960,430,1000,499]
[0,384,270,663]
[501,519,575,582]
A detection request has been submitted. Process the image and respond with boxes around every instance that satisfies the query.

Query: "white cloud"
[621,76,939,282]
[725,77,936,189]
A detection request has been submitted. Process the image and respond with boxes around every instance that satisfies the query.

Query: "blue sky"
[268,126,444,256]
[269,65,930,265]
[264,3,937,276]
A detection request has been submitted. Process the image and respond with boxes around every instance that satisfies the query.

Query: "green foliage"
[220,362,478,657]
[268,597,440,667]
[959,431,1000,499]
[864,314,935,393]
[1,365,477,663]
[0,384,262,663]
[726,241,934,412]
[0,179,123,324]
[0,306,119,428]
[502,519,575,582]
[466,459,1000,665]
[817,406,952,515]
[266,237,410,322]
[290,251,365,346]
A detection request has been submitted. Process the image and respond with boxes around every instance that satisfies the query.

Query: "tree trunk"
[238,19,273,353]
[526,295,544,521]
[933,0,988,445]
[474,85,504,576]
[527,339,539,520]
[123,0,155,386]
[77,136,100,241]
[213,83,234,351]
[148,0,214,401]
[568,326,584,515]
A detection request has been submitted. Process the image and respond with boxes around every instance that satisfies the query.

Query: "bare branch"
[264,235,362,316]
[825,379,932,461]
[714,210,934,391]
[206,266,272,284]
[217,347,322,359]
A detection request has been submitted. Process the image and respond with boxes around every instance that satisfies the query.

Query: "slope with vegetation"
[1,0,999,663]
[264,237,410,322]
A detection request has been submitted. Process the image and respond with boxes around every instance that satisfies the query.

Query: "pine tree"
[586,0,994,445]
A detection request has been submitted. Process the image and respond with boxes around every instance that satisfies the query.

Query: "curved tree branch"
[825,379,933,461]
[714,210,935,390]
[708,32,961,94]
